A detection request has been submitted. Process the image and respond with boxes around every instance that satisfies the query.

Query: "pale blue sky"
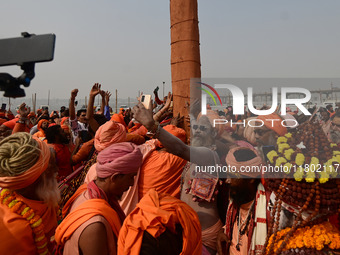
[1,0,340,104]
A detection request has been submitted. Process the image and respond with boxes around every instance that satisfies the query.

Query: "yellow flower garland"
[266,222,340,254]
[0,188,49,255]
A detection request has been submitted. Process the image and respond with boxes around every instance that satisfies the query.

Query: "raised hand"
[105,91,112,103]
[18,103,30,118]
[71,89,78,100]
[99,89,106,98]
[163,92,173,109]
[89,83,101,97]
[132,101,154,130]
[170,113,184,127]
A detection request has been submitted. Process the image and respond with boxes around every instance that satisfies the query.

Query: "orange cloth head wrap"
[38,119,49,131]
[111,114,127,128]
[256,113,287,136]
[225,147,263,178]
[94,120,126,152]
[60,117,69,125]
[118,189,202,255]
[162,125,186,143]
[0,136,51,190]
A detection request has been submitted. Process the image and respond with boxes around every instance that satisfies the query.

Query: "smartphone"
[141,95,151,109]
[0,33,56,67]
[1,103,6,111]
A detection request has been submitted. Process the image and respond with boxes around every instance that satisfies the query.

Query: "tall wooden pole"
[115,89,118,113]
[48,90,50,106]
[170,0,201,138]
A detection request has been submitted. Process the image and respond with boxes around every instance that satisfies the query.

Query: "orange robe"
[49,143,73,180]
[72,139,94,164]
[55,184,121,255]
[118,189,202,255]
[138,150,187,199]
[0,193,57,254]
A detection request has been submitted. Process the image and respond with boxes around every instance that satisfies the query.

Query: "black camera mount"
[0,32,55,98]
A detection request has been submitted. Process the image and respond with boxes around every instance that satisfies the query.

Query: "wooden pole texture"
[170,0,201,137]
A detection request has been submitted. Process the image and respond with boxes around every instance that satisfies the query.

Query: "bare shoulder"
[79,222,109,255]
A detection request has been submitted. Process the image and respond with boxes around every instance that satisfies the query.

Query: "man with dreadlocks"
[217,147,270,255]
[0,132,60,254]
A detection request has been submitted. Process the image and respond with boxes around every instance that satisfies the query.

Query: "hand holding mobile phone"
[140,95,151,109]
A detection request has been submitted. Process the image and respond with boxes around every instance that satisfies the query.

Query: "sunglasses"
[192,125,207,132]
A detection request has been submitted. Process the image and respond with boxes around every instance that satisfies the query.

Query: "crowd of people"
[0,83,339,255]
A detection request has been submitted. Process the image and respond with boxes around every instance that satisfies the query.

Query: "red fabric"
[2,118,18,130]
[49,144,72,180]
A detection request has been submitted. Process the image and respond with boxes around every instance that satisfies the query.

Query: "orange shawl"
[138,151,187,199]
[55,199,121,248]
[118,189,202,255]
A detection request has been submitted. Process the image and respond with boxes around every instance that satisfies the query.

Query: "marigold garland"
[0,188,50,255]
[265,221,340,254]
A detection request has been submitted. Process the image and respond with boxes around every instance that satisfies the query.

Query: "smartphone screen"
[1,104,6,111]
[141,95,151,109]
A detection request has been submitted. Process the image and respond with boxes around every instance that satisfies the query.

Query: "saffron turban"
[111,114,127,128]
[0,136,51,190]
[256,113,287,136]
[38,119,49,131]
[117,189,202,255]
[162,125,186,143]
[225,147,263,178]
[234,140,255,150]
[27,112,36,118]
[94,120,126,152]
[96,142,143,178]
[197,110,224,136]
[60,117,69,125]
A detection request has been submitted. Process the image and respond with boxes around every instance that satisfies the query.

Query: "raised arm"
[153,92,172,122]
[69,89,78,121]
[104,91,112,120]
[86,83,101,132]
[13,103,30,133]
[99,89,106,115]
[132,101,216,166]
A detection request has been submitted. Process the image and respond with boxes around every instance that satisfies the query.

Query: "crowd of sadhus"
[0,83,339,255]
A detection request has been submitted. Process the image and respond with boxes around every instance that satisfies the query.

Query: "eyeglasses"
[192,125,207,132]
